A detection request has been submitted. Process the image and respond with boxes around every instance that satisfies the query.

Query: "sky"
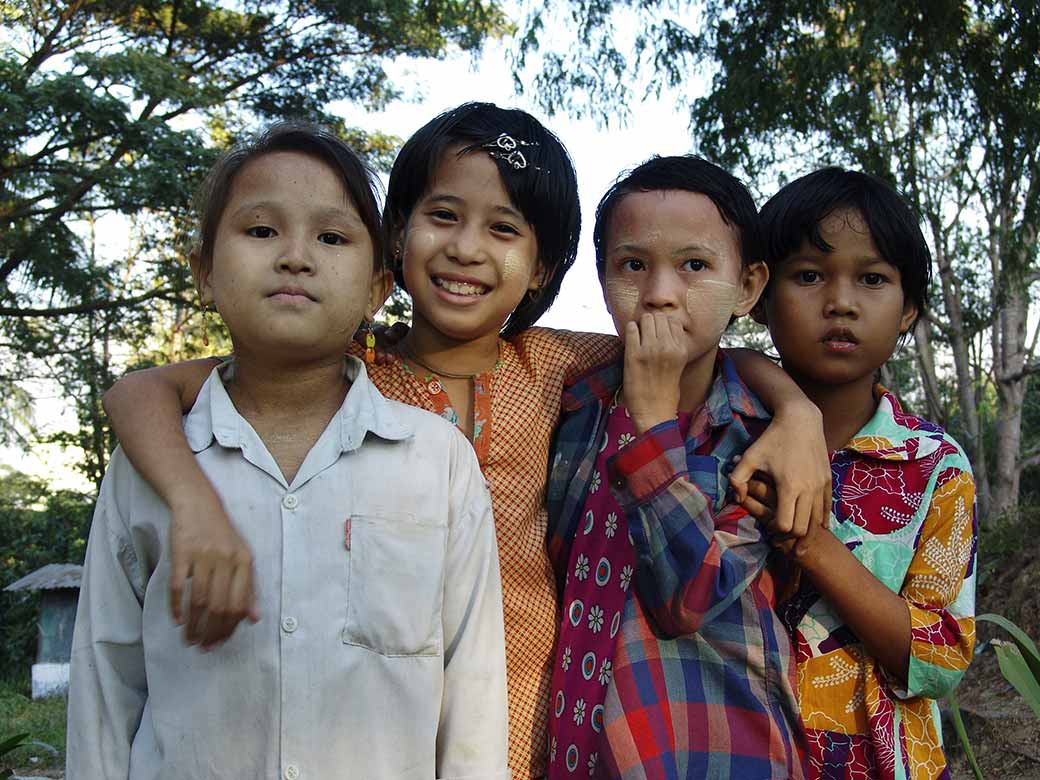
[5,34,701,493]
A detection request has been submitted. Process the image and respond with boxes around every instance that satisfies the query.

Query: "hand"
[168,488,259,649]
[354,321,410,364]
[623,313,689,434]
[730,401,830,541]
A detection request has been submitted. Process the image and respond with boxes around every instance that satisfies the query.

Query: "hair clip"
[483,133,548,172]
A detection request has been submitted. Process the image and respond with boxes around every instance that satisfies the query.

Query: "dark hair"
[593,155,764,276]
[192,121,384,279]
[384,102,580,338]
[759,167,931,319]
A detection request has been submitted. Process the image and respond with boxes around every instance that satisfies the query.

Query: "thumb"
[729,454,752,502]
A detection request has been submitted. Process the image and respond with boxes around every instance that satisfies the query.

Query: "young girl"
[748,168,977,780]
[103,103,829,778]
[68,122,509,779]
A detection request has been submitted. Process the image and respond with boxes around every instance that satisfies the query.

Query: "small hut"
[4,563,82,699]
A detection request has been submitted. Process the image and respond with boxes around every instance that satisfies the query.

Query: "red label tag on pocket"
[344,517,351,550]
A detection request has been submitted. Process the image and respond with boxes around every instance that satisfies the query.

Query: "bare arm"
[103,359,258,646]
[791,523,912,684]
[726,347,830,540]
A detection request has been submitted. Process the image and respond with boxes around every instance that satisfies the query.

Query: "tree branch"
[0,289,181,318]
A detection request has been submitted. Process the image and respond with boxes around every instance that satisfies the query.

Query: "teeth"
[434,277,488,296]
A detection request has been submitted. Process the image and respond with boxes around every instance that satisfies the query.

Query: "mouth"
[432,275,490,298]
[821,328,859,352]
[268,287,317,304]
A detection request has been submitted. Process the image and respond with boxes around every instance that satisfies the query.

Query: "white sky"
[4,36,699,493]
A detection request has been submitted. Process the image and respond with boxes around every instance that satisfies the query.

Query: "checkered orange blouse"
[361,327,619,779]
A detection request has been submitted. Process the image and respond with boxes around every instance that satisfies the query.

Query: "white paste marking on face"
[604,278,640,321]
[686,279,740,335]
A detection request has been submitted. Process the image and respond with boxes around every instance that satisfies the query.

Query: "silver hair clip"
[483,133,548,172]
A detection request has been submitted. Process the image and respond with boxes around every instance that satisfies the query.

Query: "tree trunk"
[991,280,1031,519]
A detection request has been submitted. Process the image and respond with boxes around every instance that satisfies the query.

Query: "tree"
[519,0,1040,519]
[1,0,507,479]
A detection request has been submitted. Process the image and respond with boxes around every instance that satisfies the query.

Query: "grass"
[0,680,66,771]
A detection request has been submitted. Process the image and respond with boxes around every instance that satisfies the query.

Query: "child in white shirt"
[66,122,510,780]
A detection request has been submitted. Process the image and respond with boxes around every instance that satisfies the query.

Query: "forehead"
[814,208,877,252]
[427,146,513,202]
[225,150,354,212]
[606,189,741,258]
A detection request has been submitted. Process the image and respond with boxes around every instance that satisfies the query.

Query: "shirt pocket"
[342,513,447,656]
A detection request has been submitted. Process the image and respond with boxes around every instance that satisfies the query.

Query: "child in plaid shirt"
[546,156,808,779]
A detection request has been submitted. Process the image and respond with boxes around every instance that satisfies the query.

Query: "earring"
[201,302,212,348]
[363,321,376,365]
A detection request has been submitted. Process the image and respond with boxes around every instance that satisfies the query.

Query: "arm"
[103,359,257,645]
[66,466,147,779]
[787,459,976,691]
[616,314,770,636]
[610,420,770,636]
[726,348,830,539]
[437,434,510,780]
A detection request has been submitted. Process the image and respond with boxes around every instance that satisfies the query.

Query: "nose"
[276,232,314,275]
[641,267,682,310]
[446,223,487,266]
[822,278,858,318]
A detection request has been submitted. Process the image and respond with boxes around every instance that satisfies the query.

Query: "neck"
[225,351,349,420]
[677,346,719,415]
[793,372,878,452]
[403,313,501,377]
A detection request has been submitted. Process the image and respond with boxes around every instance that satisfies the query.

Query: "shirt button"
[282,494,299,510]
[281,616,298,633]
[284,765,300,780]
[427,379,443,395]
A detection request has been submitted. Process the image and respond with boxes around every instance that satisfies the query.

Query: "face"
[758,208,917,390]
[602,189,767,367]
[196,150,391,363]
[399,148,542,345]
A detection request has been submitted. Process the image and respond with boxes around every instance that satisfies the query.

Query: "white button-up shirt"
[67,358,510,780]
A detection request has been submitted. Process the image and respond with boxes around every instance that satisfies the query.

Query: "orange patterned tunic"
[361,327,619,779]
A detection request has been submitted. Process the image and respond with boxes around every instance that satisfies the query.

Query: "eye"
[862,272,887,287]
[681,259,706,272]
[318,232,348,246]
[492,222,520,236]
[247,225,276,239]
[619,258,646,272]
[796,269,821,284]
[429,208,456,222]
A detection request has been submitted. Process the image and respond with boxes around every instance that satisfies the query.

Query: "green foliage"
[944,691,983,780]
[0,470,93,685]
[977,613,1040,719]
[1,0,501,477]
[0,682,66,771]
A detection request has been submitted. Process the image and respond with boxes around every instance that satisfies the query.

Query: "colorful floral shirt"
[546,352,807,780]
[778,388,977,780]
[358,327,619,779]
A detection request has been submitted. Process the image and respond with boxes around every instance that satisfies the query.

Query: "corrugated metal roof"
[4,563,83,592]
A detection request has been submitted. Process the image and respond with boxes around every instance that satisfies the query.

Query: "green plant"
[944,613,1040,779]
[0,732,29,779]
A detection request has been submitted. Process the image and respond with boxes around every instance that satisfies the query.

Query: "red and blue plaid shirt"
[546,351,807,779]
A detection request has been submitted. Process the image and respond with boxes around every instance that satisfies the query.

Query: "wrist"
[773,397,822,423]
[792,525,840,572]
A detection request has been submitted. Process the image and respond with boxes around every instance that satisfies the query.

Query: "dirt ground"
[944,534,1040,780]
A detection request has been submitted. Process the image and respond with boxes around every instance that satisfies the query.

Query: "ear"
[899,298,919,336]
[528,262,550,292]
[750,300,768,326]
[188,249,214,307]
[732,261,769,318]
[367,267,394,320]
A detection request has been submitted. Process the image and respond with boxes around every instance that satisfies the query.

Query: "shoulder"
[884,393,973,475]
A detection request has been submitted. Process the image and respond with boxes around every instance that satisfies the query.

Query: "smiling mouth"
[432,276,489,297]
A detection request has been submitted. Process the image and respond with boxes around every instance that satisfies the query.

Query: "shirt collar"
[841,386,947,462]
[184,356,413,455]
[562,349,770,426]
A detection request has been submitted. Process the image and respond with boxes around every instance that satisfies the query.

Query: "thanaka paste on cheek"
[604,278,640,325]
[685,279,739,337]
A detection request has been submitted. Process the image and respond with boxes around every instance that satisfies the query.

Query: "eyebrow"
[609,241,724,258]
[425,192,524,221]
[229,201,362,226]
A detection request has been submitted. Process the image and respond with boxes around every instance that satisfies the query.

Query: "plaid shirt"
[546,351,807,779]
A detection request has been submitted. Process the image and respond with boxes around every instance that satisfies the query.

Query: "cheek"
[502,248,531,282]
[684,279,739,332]
[604,278,640,320]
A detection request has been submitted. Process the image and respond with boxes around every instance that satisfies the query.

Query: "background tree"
[1,0,507,480]
[519,0,1040,520]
